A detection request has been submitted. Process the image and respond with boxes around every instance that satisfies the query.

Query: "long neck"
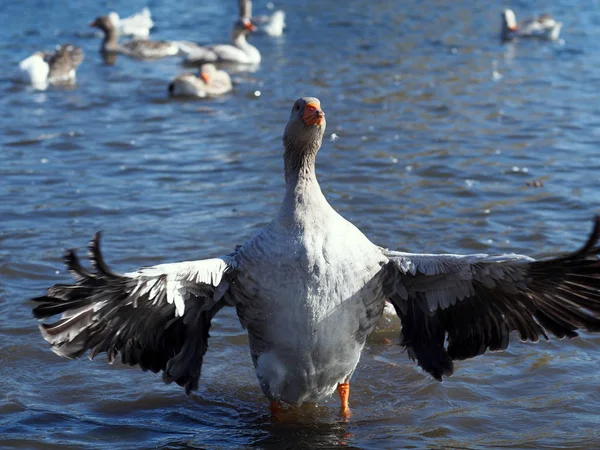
[280,137,327,215]
[233,32,249,49]
[101,30,118,51]
[283,139,320,188]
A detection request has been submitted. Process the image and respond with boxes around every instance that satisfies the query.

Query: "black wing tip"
[87,231,102,258]
[87,231,118,277]
[569,216,600,259]
[32,297,52,319]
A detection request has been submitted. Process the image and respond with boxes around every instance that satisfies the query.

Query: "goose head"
[232,18,257,41]
[199,64,218,84]
[283,97,326,165]
[501,9,517,40]
[90,16,117,37]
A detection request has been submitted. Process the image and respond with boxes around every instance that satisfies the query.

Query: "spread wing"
[32,233,236,394]
[382,217,600,381]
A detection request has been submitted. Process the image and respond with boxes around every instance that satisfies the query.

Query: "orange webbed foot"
[337,382,351,418]
[270,400,284,415]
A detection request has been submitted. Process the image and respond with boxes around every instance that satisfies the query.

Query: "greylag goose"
[19,44,84,89]
[90,16,178,60]
[32,97,600,417]
[501,9,562,41]
[108,7,154,39]
[168,64,232,97]
[177,19,260,66]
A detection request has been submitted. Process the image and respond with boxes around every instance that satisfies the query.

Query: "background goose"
[501,9,562,41]
[90,16,178,60]
[254,10,286,37]
[108,7,154,39]
[177,19,260,66]
[32,98,600,417]
[19,44,84,89]
[168,64,232,97]
[240,0,285,37]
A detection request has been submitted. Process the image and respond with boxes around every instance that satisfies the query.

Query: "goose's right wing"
[32,233,236,394]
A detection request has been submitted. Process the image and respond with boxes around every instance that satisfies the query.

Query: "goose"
[90,16,179,60]
[501,9,562,41]
[19,44,84,89]
[254,10,286,37]
[239,0,285,37]
[177,19,260,66]
[168,64,232,97]
[32,97,600,417]
[108,7,154,39]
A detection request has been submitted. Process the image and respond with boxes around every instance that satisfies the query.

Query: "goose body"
[19,44,84,89]
[255,10,286,37]
[90,16,178,60]
[168,64,232,97]
[233,176,388,403]
[33,98,600,416]
[178,19,260,66]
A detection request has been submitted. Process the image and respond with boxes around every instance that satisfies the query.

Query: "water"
[2,0,600,447]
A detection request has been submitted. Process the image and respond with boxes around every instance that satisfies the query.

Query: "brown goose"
[168,64,232,98]
[32,98,600,417]
[19,44,84,89]
[90,16,178,60]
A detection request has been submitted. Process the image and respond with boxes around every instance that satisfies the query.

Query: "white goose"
[177,19,260,66]
[501,9,562,41]
[254,10,286,37]
[168,64,232,97]
[33,98,600,416]
[19,44,84,89]
[108,7,154,39]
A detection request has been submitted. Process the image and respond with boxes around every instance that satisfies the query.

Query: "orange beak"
[200,73,210,83]
[509,25,517,31]
[243,20,257,32]
[302,102,325,127]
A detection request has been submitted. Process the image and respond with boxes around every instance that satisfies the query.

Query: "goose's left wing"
[382,217,600,381]
[32,233,236,394]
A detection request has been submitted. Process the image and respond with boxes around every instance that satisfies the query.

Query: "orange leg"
[270,400,283,415]
[337,382,351,417]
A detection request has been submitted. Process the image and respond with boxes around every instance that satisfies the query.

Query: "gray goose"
[33,97,600,416]
[89,16,178,60]
[19,44,84,88]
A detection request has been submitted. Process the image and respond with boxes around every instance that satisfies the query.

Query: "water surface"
[2,0,600,448]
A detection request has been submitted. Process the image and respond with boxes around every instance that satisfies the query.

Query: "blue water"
[2,0,600,448]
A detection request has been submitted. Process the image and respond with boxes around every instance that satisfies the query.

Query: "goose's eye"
[294,104,300,111]
[306,105,316,113]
